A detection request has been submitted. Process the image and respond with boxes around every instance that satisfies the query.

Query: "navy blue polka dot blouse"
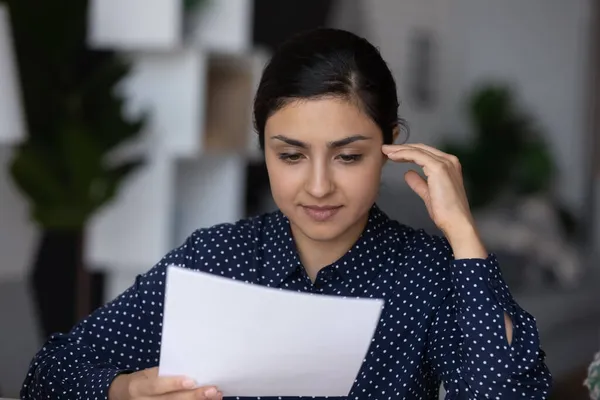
[21,205,552,399]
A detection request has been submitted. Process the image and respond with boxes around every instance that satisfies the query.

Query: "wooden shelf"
[203,55,254,152]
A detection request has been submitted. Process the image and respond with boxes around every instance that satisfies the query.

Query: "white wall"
[335,0,592,214]
[451,0,592,212]
[0,146,37,281]
[360,0,453,147]
[330,0,598,381]
[338,0,459,227]
[0,146,41,398]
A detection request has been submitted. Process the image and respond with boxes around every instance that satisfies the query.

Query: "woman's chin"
[290,211,353,243]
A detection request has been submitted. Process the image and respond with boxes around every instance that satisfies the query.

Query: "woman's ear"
[392,125,400,144]
[381,126,401,165]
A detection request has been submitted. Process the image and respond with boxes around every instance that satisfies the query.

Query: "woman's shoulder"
[137,212,281,287]
[382,212,449,255]
[402,226,451,258]
[384,218,453,284]
[183,210,280,253]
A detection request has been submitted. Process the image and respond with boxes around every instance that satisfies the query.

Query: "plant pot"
[30,228,92,338]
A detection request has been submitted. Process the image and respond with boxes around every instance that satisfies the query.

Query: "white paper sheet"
[158,265,384,397]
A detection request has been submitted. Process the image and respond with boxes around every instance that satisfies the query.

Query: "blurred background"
[1,0,600,398]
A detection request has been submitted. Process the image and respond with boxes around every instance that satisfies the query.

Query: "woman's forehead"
[265,98,381,142]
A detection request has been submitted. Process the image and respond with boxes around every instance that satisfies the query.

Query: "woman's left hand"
[382,143,487,259]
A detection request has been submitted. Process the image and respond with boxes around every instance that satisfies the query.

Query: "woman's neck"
[291,213,369,282]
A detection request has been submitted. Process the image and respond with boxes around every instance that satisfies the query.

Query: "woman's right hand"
[108,367,222,400]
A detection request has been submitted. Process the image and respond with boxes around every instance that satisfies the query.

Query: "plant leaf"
[9,144,67,209]
[90,159,144,212]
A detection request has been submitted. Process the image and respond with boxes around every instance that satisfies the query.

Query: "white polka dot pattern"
[20,205,552,399]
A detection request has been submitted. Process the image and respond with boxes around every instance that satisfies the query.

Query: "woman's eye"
[278,153,304,163]
[338,154,362,163]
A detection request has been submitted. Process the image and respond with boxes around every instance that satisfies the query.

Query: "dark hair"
[253,28,407,150]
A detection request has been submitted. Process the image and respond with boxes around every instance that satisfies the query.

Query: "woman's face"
[264,97,386,244]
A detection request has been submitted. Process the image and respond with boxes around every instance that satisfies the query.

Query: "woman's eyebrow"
[271,135,308,148]
[328,135,371,148]
[270,134,371,149]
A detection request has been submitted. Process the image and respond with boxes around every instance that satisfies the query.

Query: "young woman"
[21,28,551,400]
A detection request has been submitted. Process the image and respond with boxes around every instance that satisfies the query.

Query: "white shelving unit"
[86,153,176,270]
[188,0,253,54]
[88,0,183,50]
[121,49,206,158]
[88,0,253,53]
[84,0,266,302]
[173,155,247,247]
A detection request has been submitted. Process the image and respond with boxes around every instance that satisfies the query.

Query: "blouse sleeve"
[20,229,206,400]
[425,240,552,399]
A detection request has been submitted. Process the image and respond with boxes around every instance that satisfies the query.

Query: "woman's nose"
[304,162,335,199]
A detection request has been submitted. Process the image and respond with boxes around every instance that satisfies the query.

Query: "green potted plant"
[587,351,600,399]
[4,0,145,338]
[442,83,576,234]
[441,83,581,288]
[442,84,555,208]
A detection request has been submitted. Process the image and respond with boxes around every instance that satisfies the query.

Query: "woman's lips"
[301,205,343,222]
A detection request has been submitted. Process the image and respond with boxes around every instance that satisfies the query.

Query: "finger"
[400,143,449,157]
[141,367,159,379]
[381,144,406,154]
[194,386,223,400]
[404,170,429,202]
[133,374,198,396]
[152,386,221,400]
[383,143,460,170]
[383,143,447,157]
[405,143,461,169]
[384,147,445,172]
[382,143,440,154]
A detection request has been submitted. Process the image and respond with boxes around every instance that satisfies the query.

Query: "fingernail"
[204,387,218,397]
[182,378,197,389]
